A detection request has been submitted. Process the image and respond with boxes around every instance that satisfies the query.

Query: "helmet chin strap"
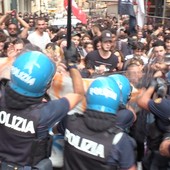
[119,91,126,109]
[127,85,133,101]
[119,103,126,110]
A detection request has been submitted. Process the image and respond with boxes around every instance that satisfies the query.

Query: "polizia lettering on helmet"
[0,111,35,134]
[11,66,35,86]
[89,87,117,100]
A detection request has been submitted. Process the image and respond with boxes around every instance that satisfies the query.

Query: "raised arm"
[17,15,30,38]
[0,11,12,25]
[136,78,167,111]
[63,43,85,110]
[136,81,156,111]
[0,10,30,38]
[64,65,85,110]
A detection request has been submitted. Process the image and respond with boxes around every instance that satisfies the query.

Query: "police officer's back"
[0,48,84,169]
[56,77,137,170]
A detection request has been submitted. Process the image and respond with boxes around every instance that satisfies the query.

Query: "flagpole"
[145,0,148,23]
[162,0,166,24]
[67,0,72,49]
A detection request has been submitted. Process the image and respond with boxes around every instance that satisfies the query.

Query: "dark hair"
[110,28,117,35]
[19,43,43,54]
[45,42,56,51]
[157,32,165,38]
[152,40,165,48]
[132,42,145,51]
[7,23,18,29]
[24,18,29,23]
[82,33,91,40]
[93,36,101,50]
[12,38,25,45]
[48,26,59,34]
[83,42,93,49]
[0,32,7,42]
[114,50,125,62]
[35,17,46,25]
[164,34,170,42]
[154,23,163,30]
[20,38,30,45]
[3,41,12,51]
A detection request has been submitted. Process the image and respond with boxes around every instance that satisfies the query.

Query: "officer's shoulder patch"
[154,98,162,104]
[112,132,123,145]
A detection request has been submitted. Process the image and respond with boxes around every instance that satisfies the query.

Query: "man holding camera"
[0,10,30,41]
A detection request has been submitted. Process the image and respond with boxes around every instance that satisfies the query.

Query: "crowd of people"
[0,10,170,170]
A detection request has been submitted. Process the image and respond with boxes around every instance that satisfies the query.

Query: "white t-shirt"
[27,31,51,50]
[125,54,148,65]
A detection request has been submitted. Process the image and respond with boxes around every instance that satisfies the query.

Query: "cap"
[101,30,112,42]
[71,31,81,38]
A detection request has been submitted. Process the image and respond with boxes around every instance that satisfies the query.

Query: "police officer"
[109,74,136,131]
[0,46,84,169]
[109,74,132,108]
[137,78,170,169]
[53,76,137,170]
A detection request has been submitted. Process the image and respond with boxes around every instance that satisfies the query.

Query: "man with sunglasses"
[0,10,30,41]
[28,17,35,35]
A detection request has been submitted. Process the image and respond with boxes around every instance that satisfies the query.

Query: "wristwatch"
[67,63,77,70]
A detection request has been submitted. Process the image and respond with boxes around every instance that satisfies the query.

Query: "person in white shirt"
[137,30,147,45]
[27,17,51,50]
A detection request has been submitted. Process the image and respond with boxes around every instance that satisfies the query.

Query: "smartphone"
[11,10,16,17]
[11,10,18,25]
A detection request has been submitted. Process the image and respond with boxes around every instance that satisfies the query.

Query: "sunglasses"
[8,27,17,31]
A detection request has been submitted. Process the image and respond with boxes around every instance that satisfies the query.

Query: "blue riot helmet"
[109,74,132,106]
[10,51,56,97]
[86,77,120,114]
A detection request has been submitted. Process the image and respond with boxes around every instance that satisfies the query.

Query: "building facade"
[0,0,32,14]
[0,0,170,18]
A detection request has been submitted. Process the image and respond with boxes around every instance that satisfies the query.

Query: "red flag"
[64,0,87,24]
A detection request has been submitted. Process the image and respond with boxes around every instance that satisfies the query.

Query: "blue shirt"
[37,97,69,138]
[148,98,170,132]
[107,132,136,169]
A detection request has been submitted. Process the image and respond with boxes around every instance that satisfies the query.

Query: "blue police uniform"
[55,76,135,170]
[57,110,136,170]
[148,98,170,134]
[144,98,170,169]
[0,83,70,169]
